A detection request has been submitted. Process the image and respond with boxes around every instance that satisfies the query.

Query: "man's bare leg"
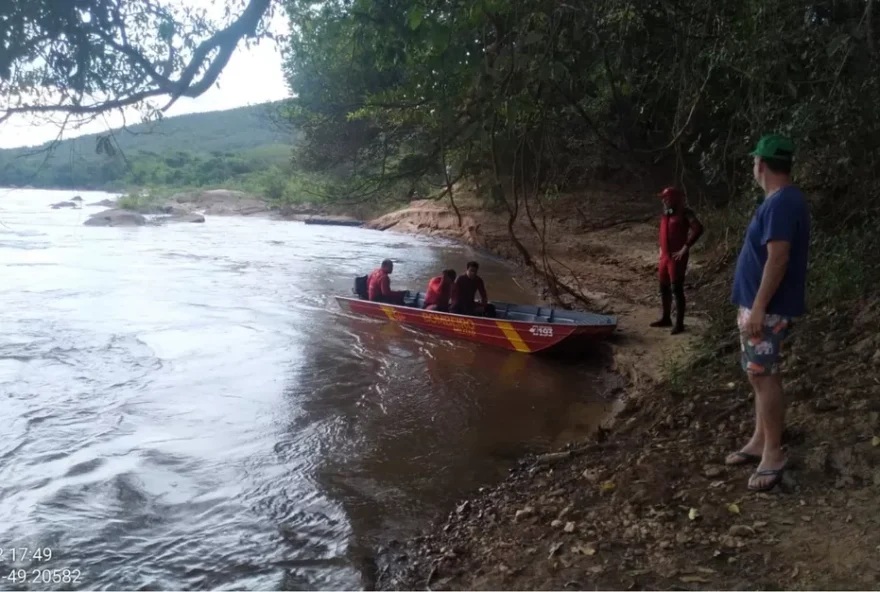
[726,390,765,464]
[749,373,787,488]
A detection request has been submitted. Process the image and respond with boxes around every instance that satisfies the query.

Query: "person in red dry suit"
[651,186,704,334]
[368,259,407,304]
[423,269,457,312]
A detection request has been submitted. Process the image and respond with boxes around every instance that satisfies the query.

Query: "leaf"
[429,25,448,51]
[680,575,709,584]
[408,6,425,31]
[727,503,740,515]
[573,543,597,556]
[599,481,616,493]
[158,19,175,42]
[688,508,699,521]
[872,436,880,447]
[551,62,569,82]
[524,31,544,46]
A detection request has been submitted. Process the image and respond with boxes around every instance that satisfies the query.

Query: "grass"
[807,220,880,306]
[115,191,168,211]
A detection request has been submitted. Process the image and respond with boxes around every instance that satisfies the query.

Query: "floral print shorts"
[737,307,793,376]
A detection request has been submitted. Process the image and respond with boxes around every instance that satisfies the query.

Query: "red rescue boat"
[335,290,616,354]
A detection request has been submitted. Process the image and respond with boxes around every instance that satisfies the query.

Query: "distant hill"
[0,102,298,190]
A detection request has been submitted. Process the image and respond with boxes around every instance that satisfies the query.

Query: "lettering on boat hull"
[421,312,477,337]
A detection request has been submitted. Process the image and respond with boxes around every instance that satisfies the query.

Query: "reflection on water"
[0,188,611,590]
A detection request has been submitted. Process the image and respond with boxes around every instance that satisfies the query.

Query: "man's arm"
[442,281,453,305]
[745,240,791,338]
[672,208,704,260]
[477,278,488,304]
[380,274,393,296]
[753,241,791,312]
[746,196,798,335]
[686,209,704,247]
[450,277,462,304]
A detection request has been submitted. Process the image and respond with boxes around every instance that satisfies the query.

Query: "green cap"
[751,134,795,161]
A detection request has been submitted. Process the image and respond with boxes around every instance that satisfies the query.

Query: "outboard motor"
[353,275,369,299]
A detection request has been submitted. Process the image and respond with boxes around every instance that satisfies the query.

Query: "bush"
[115,191,166,211]
[808,219,880,306]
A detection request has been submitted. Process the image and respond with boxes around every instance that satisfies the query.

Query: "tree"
[285,0,880,213]
[282,0,880,307]
[0,0,275,124]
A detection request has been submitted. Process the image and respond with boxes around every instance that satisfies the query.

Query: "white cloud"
[0,3,289,150]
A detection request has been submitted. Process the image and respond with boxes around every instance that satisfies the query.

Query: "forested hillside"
[0,103,297,191]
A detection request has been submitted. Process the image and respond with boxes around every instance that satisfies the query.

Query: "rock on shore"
[83,209,146,227]
[154,213,206,224]
[170,189,268,216]
[88,199,118,207]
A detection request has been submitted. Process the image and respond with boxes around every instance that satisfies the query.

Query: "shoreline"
[355,195,714,587]
[363,197,880,591]
[30,185,880,588]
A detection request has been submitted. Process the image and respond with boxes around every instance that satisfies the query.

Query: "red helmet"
[658,186,683,205]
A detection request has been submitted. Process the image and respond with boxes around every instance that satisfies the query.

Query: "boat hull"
[335,296,615,354]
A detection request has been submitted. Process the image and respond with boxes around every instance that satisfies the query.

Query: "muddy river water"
[0,189,611,590]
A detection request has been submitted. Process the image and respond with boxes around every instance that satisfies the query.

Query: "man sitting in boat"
[451,261,495,317]
[423,269,457,312]
[368,259,407,304]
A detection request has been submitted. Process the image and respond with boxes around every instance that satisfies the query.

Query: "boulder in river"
[71,195,83,202]
[88,199,118,207]
[51,201,78,209]
[170,189,268,216]
[83,209,147,227]
[132,202,192,215]
[154,213,206,225]
[302,216,363,227]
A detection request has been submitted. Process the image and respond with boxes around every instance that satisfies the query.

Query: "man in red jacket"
[651,186,704,334]
[368,259,407,304]
[423,269,457,312]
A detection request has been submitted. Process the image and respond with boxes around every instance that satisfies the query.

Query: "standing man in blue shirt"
[725,134,811,492]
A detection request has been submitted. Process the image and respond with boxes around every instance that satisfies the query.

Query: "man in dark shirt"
[451,261,490,316]
[724,134,811,492]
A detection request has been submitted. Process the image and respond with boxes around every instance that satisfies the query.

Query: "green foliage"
[231,166,329,206]
[282,0,880,215]
[0,104,296,191]
[809,218,880,306]
[1,0,274,121]
[116,192,166,211]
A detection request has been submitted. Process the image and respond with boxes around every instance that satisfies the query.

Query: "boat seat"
[353,275,369,299]
[492,302,510,318]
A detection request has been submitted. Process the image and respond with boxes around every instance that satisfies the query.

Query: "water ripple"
[0,188,609,590]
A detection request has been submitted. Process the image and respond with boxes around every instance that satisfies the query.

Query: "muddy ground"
[368,186,880,590]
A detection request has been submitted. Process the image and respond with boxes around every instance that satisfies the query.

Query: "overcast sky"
[0,5,290,150]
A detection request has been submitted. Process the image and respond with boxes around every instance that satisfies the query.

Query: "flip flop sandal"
[748,466,787,492]
[725,451,761,466]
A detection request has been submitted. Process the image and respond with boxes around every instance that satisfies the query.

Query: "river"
[0,189,612,590]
